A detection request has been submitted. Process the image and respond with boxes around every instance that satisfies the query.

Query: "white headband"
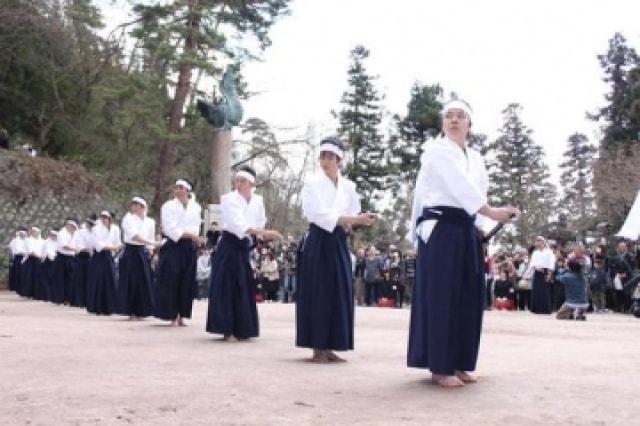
[319,143,344,159]
[50,230,58,236]
[442,100,473,122]
[175,179,192,191]
[100,210,112,219]
[66,220,78,228]
[235,170,256,184]
[131,196,147,209]
[31,227,41,234]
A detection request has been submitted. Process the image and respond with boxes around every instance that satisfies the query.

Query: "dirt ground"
[1,291,638,425]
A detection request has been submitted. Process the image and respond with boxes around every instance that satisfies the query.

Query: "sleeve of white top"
[112,227,122,247]
[145,218,156,242]
[408,159,428,242]
[161,202,184,243]
[301,179,340,232]
[427,146,487,215]
[93,227,109,252]
[122,215,142,243]
[221,193,251,239]
[347,182,361,216]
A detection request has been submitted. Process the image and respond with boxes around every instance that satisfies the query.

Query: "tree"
[128,0,291,212]
[389,82,444,187]
[558,133,597,240]
[589,33,640,230]
[488,103,557,248]
[335,45,389,211]
[588,32,640,152]
[0,0,106,154]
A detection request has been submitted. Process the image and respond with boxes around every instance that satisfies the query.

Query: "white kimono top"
[72,225,93,253]
[161,197,202,243]
[220,190,267,239]
[301,171,360,233]
[8,237,27,257]
[410,136,490,245]
[56,228,76,256]
[43,238,58,261]
[528,247,556,271]
[92,223,120,252]
[25,236,45,259]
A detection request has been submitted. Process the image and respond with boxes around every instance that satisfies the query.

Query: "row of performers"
[7,99,519,387]
[7,201,155,315]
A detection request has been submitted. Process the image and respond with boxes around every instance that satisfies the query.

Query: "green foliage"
[335,45,390,211]
[559,133,597,239]
[488,103,558,248]
[389,82,444,188]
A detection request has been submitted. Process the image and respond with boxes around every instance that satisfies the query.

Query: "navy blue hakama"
[71,252,91,307]
[407,206,485,375]
[86,250,118,315]
[117,244,154,317]
[18,256,42,299]
[41,259,55,301]
[206,231,259,338]
[296,224,354,351]
[51,254,74,304]
[530,270,552,314]
[8,255,23,293]
[154,238,196,321]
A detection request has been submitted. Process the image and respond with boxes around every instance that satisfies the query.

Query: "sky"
[100,0,640,182]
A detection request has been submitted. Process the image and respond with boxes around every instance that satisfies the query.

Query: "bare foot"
[310,350,330,363]
[455,371,478,383]
[326,351,347,363]
[170,319,179,327]
[223,335,238,342]
[432,374,465,388]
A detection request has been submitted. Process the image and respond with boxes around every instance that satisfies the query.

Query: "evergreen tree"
[335,45,390,211]
[558,133,597,240]
[128,0,291,212]
[389,83,444,187]
[488,103,557,248]
[590,33,640,230]
[588,32,640,152]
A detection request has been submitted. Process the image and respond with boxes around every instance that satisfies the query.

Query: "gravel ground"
[1,291,638,425]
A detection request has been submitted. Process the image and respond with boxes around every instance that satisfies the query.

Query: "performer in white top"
[118,197,158,319]
[528,236,556,314]
[19,227,45,299]
[86,211,119,315]
[52,219,78,304]
[40,230,58,300]
[70,218,95,307]
[296,136,375,363]
[7,228,28,293]
[207,166,282,340]
[407,99,518,388]
[155,179,203,326]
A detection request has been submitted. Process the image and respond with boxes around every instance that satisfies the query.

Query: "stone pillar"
[210,129,232,204]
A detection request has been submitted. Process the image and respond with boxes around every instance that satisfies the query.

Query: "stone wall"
[0,150,122,288]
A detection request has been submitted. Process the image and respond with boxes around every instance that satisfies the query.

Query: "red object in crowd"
[493,298,515,311]
[255,294,265,303]
[377,297,395,308]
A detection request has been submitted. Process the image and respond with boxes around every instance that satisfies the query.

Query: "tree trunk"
[151,0,201,214]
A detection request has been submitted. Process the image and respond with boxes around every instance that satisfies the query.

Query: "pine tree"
[388,83,444,187]
[488,103,557,248]
[558,133,597,240]
[128,0,291,212]
[590,33,640,230]
[335,45,388,211]
[589,32,640,152]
